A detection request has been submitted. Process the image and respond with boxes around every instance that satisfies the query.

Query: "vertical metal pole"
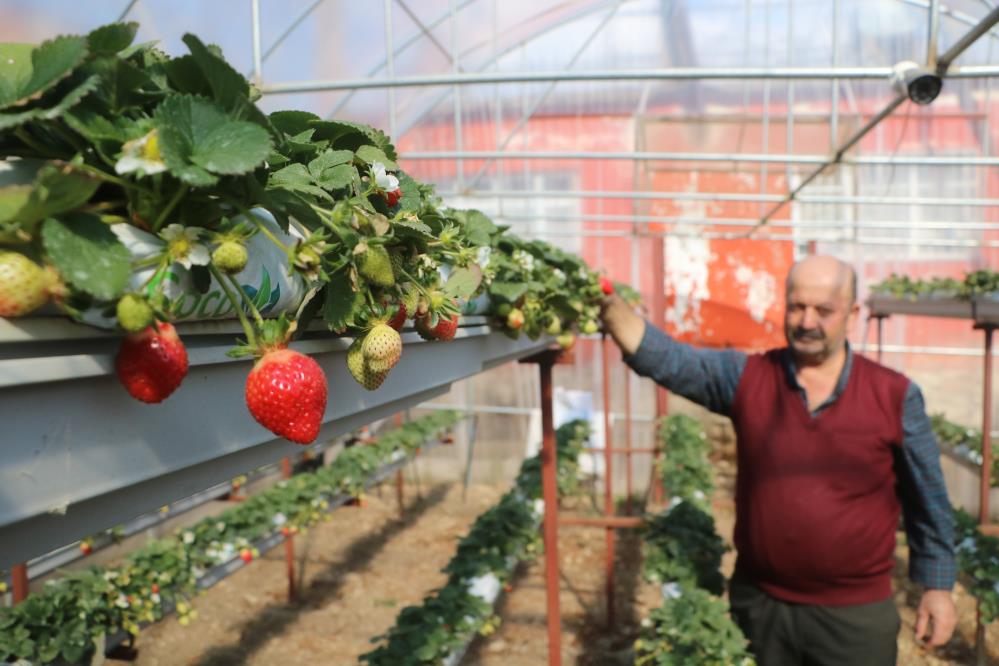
[759,0,772,218]
[830,0,840,147]
[978,326,994,665]
[538,355,563,666]
[383,0,397,139]
[786,0,795,200]
[601,334,616,628]
[395,413,406,513]
[928,0,941,68]
[979,326,994,524]
[450,0,464,191]
[11,563,27,604]
[251,0,263,85]
[281,457,296,602]
[876,316,884,365]
[624,354,633,514]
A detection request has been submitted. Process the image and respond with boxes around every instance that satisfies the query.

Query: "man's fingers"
[928,613,956,647]
[914,609,929,643]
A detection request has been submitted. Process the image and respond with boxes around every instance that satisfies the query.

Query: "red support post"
[537,351,563,666]
[280,457,297,603]
[394,413,405,514]
[601,334,616,629]
[624,352,633,515]
[11,563,27,604]
[649,234,668,504]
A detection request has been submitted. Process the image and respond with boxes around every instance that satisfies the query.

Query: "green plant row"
[931,413,998,486]
[953,508,999,623]
[360,420,590,665]
[635,414,754,666]
[0,411,462,665]
[654,414,714,508]
[869,270,999,300]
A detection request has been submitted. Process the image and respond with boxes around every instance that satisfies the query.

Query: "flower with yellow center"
[115,129,167,176]
[159,224,210,269]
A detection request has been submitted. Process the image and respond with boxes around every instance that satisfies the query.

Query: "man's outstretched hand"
[915,589,956,648]
[599,292,645,356]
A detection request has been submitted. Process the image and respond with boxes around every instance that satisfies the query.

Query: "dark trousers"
[728,577,900,666]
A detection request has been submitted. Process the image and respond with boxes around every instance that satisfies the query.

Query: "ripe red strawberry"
[362,324,402,373]
[415,313,459,341]
[385,188,402,207]
[245,347,327,444]
[600,276,614,295]
[115,322,189,403]
[0,251,53,317]
[239,548,253,563]
[386,302,407,331]
[151,583,160,594]
[79,541,93,555]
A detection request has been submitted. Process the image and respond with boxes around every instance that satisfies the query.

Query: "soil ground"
[109,471,999,665]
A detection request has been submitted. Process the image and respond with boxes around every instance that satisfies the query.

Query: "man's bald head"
[786,255,857,307]
[783,255,859,366]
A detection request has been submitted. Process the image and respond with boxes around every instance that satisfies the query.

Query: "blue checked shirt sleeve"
[622,321,747,415]
[896,381,957,589]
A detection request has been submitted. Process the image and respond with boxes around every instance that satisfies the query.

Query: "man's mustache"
[792,328,824,341]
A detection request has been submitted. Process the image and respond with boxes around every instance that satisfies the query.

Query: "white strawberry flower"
[214,521,226,533]
[272,513,287,526]
[371,162,399,191]
[115,593,130,609]
[151,593,161,604]
[512,249,534,272]
[160,224,210,269]
[115,129,167,176]
[475,245,492,269]
[551,268,566,283]
[182,531,195,545]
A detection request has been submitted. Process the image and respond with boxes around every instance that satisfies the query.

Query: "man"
[601,255,956,665]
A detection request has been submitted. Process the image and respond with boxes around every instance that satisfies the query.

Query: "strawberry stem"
[223,196,290,254]
[208,263,257,346]
[152,184,187,232]
[225,273,265,326]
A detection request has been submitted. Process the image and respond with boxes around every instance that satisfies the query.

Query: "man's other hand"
[915,589,957,648]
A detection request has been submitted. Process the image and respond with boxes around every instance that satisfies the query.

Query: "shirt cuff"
[909,553,957,590]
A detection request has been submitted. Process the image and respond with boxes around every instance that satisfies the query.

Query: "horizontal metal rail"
[401,150,999,167]
[259,65,999,95]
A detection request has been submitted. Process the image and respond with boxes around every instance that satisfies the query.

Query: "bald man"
[602,255,956,666]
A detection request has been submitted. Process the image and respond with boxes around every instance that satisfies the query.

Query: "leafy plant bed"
[0,411,461,665]
[954,508,999,624]
[931,413,999,487]
[360,420,589,665]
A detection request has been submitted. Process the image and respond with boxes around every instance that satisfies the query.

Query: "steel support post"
[535,350,563,666]
[976,324,994,665]
[601,334,616,628]
[281,457,296,603]
[876,316,885,365]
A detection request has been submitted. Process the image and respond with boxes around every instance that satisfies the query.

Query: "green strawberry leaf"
[308,149,354,179]
[396,171,423,212]
[155,94,272,185]
[355,144,397,171]
[86,22,138,56]
[392,216,434,238]
[42,213,131,300]
[0,160,101,240]
[180,34,250,112]
[0,35,88,110]
[489,281,528,304]
[315,163,355,191]
[323,270,365,332]
[460,209,496,246]
[0,74,100,131]
[268,163,331,200]
[270,110,320,136]
[443,264,482,299]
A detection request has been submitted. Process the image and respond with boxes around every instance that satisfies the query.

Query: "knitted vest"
[729,349,910,606]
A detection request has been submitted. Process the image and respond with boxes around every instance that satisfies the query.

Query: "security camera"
[891,61,942,105]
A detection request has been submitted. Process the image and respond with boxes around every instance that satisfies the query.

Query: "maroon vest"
[730,349,910,606]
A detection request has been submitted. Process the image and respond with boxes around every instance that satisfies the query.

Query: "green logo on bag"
[155,267,283,320]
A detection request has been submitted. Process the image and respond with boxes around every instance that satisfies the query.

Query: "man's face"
[784,277,857,364]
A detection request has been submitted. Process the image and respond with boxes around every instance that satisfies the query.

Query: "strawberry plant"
[931,412,999,486]
[0,22,617,439]
[642,501,728,595]
[655,414,714,505]
[870,270,999,300]
[953,508,999,623]
[0,411,462,664]
[361,420,590,666]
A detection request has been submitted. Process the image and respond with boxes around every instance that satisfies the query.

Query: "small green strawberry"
[358,245,395,287]
[494,302,512,318]
[556,332,576,350]
[0,251,52,317]
[347,337,388,390]
[361,323,402,373]
[212,240,248,275]
[545,317,562,335]
[580,319,599,335]
[116,294,154,332]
